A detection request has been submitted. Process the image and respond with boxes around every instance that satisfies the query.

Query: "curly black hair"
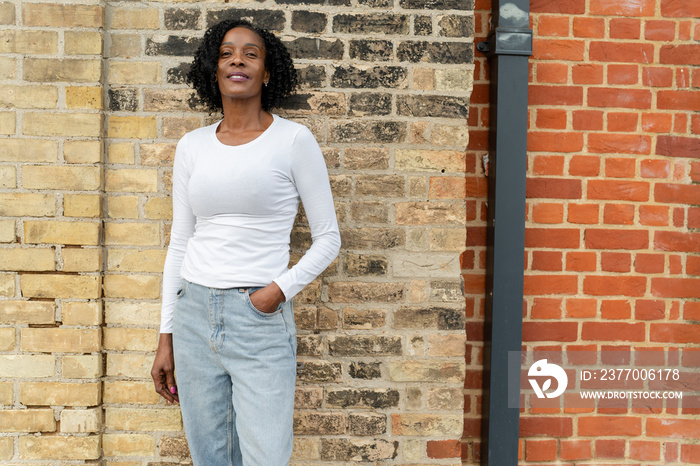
[187,20,297,112]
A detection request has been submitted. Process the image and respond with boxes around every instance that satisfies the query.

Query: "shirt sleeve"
[272,126,341,301]
[159,136,196,333]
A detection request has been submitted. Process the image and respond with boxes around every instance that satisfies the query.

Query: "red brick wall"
[464,0,699,463]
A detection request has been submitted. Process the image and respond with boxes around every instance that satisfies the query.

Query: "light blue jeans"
[172,278,297,466]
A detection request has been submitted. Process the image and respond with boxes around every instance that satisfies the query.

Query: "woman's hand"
[249,282,286,313]
[151,333,179,404]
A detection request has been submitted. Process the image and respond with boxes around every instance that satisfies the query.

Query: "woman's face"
[216,27,270,103]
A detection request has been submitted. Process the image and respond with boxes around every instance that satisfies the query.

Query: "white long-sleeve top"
[159,114,341,333]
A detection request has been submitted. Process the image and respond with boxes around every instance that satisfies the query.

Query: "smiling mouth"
[227,72,249,80]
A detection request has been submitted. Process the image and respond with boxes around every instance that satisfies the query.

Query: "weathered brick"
[64,140,102,164]
[329,120,405,143]
[105,168,158,193]
[55,298,98,325]
[341,228,404,249]
[23,113,102,137]
[0,246,55,272]
[107,354,152,378]
[328,335,402,356]
[0,2,14,24]
[103,433,156,457]
[0,382,12,406]
[0,30,57,54]
[0,328,14,351]
[284,38,344,60]
[326,388,399,408]
[104,223,160,246]
[108,116,158,138]
[0,274,14,298]
[0,220,15,243]
[281,92,346,116]
[105,407,182,431]
[206,8,283,30]
[333,13,408,34]
[24,220,99,245]
[163,116,201,139]
[0,409,56,432]
[396,202,465,225]
[321,438,397,461]
[20,274,100,299]
[20,328,100,353]
[64,194,102,218]
[398,41,472,64]
[392,413,463,435]
[140,143,176,165]
[159,435,191,459]
[103,274,160,299]
[0,112,14,135]
[146,35,199,56]
[0,85,58,109]
[111,7,159,29]
[296,361,342,383]
[24,59,101,83]
[348,92,392,116]
[65,31,102,55]
[22,3,103,27]
[104,381,160,404]
[396,149,465,172]
[62,355,101,379]
[400,0,471,9]
[103,328,157,351]
[19,435,100,460]
[349,413,387,435]
[389,360,464,382]
[289,11,325,33]
[349,40,393,61]
[60,408,100,433]
[296,64,326,88]
[439,15,474,37]
[332,65,407,88]
[293,412,345,435]
[107,249,165,273]
[356,174,404,196]
[109,34,141,58]
[394,252,460,278]
[20,382,100,406]
[0,57,15,79]
[22,166,101,191]
[66,86,102,109]
[109,62,161,85]
[164,8,200,30]
[0,355,55,377]
[105,302,160,326]
[0,301,54,324]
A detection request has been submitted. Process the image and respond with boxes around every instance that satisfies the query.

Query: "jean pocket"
[176,279,188,298]
[245,288,280,318]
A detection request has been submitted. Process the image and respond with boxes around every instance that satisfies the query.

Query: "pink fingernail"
[170,387,176,394]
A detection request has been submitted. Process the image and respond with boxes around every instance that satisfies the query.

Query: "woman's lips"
[227,72,249,81]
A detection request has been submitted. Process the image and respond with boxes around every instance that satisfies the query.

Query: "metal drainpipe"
[476,1,532,465]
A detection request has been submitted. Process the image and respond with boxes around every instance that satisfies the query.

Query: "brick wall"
[465,0,699,463]
[0,0,473,463]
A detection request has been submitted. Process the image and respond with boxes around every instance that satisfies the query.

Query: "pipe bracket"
[482,27,533,57]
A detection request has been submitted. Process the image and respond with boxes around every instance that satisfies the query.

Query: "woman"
[150,19,341,466]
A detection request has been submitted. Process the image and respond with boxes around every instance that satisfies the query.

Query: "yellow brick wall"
[0,0,105,462]
[1,0,473,463]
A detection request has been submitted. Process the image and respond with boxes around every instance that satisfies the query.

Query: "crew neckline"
[212,113,278,149]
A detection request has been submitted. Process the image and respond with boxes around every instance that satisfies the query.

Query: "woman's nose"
[231,52,244,65]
